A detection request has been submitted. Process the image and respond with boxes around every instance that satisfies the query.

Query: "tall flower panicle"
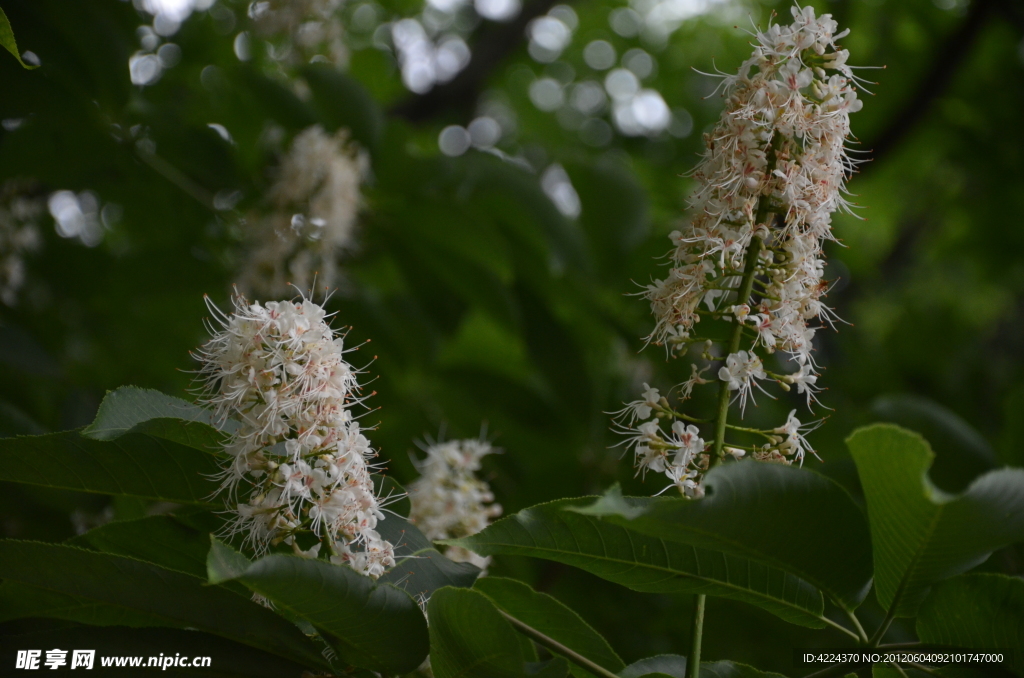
[248,0,347,69]
[0,181,44,307]
[616,5,866,496]
[195,293,395,579]
[239,125,367,298]
[408,438,502,571]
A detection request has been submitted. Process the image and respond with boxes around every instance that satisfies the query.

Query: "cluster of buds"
[195,294,395,578]
[0,181,44,307]
[239,125,367,298]
[618,6,864,495]
[408,438,502,570]
[248,0,347,69]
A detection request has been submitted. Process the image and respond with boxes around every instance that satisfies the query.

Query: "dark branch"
[390,0,562,123]
[863,0,998,166]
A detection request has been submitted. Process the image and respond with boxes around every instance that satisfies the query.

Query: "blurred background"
[1,0,1022,672]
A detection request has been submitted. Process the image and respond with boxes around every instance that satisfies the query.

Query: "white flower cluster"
[408,438,502,570]
[618,6,864,495]
[249,0,347,69]
[195,293,395,578]
[239,126,367,298]
[0,182,44,307]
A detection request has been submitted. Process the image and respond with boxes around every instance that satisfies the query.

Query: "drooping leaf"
[474,577,624,678]
[917,574,1024,676]
[376,513,481,599]
[0,625,310,677]
[0,429,222,505]
[618,655,686,678]
[848,424,1024,617]
[447,498,830,629]
[206,538,429,675]
[0,540,330,671]
[0,7,37,69]
[427,586,527,678]
[573,460,873,610]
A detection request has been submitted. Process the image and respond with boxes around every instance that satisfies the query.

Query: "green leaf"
[82,386,233,450]
[917,574,1024,676]
[847,424,1024,617]
[474,577,624,678]
[377,513,481,599]
[871,394,997,492]
[206,538,429,675]
[872,663,905,678]
[0,7,37,69]
[0,429,222,505]
[573,460,873,610]
[0,582,167,627]
[0,540,330,670]
[530,658,572,678]
[428,586,528,678]
[83,387,220,439]
[0,626,310,677]
[72,514,214,579]
[447,498,830,629]
[618,655,686,678]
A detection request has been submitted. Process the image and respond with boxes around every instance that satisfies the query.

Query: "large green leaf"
[376,513,481,599]
[700,662,789,678]
[427,586,528,678]
[447,498,830,629]
[573,460,873,610]
[71,514,214,579]
[474,577,624,678]
[0,7,37,69]
[0,582,167,627]
[0,429,222,505]
[206,538,429,675]
[0,540,329,671]
[917,574,1024,676]
[83,386,223,440]
[848,424,1024,617]
[0,626,310,677]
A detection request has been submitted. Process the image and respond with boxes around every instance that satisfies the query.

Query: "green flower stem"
[498,610,621,678]
[685,592,707,678]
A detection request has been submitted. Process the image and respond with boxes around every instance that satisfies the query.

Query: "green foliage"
[917,574,1024,676]
[0,6,35,69]
[206,538,430,675]
[0,429,222,504]
[847,424,1024,618]
[474,577,625,678]
[572,461,873,610]
[450,497,830,628]
[0,539,331,670]
[427,586,533,678]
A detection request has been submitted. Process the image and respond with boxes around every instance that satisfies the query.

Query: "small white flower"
[718,351,769,415]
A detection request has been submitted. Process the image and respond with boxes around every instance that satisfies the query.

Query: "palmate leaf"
[474,577,625,678]
[847,425,1024,618]
[448,498,833,630]
[573,460,873,610]
[0,540,330,671]
[0,626,309,678]
[206,538,429,675]
[916,574,1024,676]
